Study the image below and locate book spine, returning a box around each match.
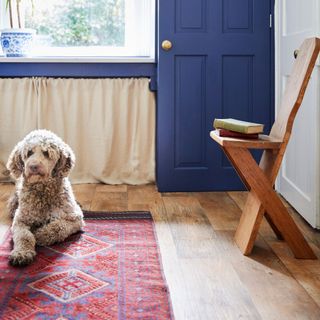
[218,129,258,139]
[213,119,249,133]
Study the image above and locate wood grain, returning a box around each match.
[73,184,97,210]
[193,192,241,231]
[232,236,320,319]
[210,130,282,149]
[90,184,128,211]
[0,183,15,242]
[227,146,316,259]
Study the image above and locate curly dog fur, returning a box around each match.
[7,129,84,266]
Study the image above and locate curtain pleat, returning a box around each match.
[0,78,155,184]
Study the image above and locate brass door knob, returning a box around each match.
[162,40,173,51]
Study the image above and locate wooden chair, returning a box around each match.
[210,37,320,259]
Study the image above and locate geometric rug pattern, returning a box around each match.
[28,269,110,303]
[0,211,174,319]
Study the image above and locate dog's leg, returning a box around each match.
[9,220,36,266]
[34,218,83,246]
[7,191,19,218]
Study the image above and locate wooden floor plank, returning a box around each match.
[90,184,128,211]
[287,207,320,249]
[194,191,241,230]
[269,241,320,309]
[0,183,14,242]
[231,236,320,319]
[127,184,162,210]
[176,258,262,320]
[162,195,217,258]
[73,183,97,210]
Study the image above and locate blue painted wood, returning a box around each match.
[223,0,253,32]
[175,0,207,32]
[174,55,207,168]
[157,0,275,192]
[0,62,156,78]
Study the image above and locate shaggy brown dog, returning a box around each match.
[7,130,84,266]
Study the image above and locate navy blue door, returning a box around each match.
[157,0,274,192]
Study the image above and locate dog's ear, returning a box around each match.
[53,143,75,178]
[6,144,24,179]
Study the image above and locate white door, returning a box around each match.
[275,0,320,228]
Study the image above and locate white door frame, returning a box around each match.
[274,0,320,228]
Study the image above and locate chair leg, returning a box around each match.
[264,212,284,240]
[235,194,284,255]
[229,148,284,245]
[258,149,284,240]
[226,146,316,259]
[234,191,265,255]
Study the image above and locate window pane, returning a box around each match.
[25,0,125,47]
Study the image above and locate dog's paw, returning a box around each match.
[9,250,36,267]
[34,229,57,246]
[35,237,56,247]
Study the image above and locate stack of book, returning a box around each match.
[213,118,264,139]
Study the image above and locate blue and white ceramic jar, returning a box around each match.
[1,29,35,57]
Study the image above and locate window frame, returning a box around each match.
[0,0,156,62]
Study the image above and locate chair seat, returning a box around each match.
[210,130,282,149]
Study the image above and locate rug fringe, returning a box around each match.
[83,210,152,220]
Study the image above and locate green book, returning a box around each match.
[213,118,264,134]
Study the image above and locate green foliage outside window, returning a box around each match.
[25,0,125,47]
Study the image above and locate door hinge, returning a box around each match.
[269,14,272,28]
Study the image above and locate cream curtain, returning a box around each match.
[0,78,155,184]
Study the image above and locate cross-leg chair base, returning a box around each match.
[226,147,316,259]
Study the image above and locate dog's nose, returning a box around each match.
[29,164,39,173]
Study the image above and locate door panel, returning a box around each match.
[175,56,207,168]
[157,0,274,191]
[175,0,207,32]
[276,0,319,228]
[223,0,254,33]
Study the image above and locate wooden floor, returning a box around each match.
[1,183,320,319]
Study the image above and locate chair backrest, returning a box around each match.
[270,37,320,143]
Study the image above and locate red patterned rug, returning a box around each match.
[0,211,174,320]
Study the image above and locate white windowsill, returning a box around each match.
[0,56,155,63]
[0,44,155,63]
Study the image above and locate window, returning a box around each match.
[1,0,155,59]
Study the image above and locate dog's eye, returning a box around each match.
[43,150,50,158]
[27,150,33,158]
